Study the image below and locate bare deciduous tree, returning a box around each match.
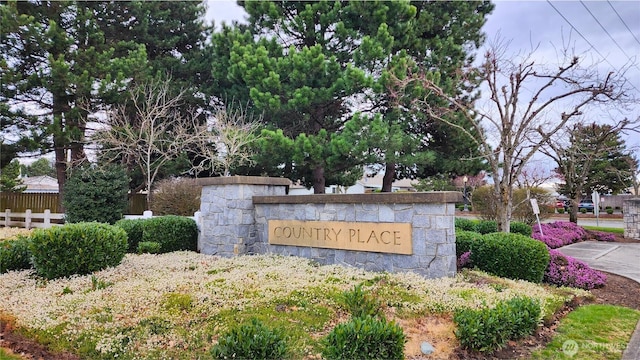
[189,106,263,177]
[399,40,631,232]
[93,78,196,209]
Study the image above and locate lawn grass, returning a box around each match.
[582,226,624,235]
[0,348,22,360]
[531,304,640,360]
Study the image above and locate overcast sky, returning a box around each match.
[204,1,640,158]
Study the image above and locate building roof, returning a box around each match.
[21,175,59,193]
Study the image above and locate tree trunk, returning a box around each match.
[381,163,395,192]
[569,197,579,223]
[54,144,66,213]
[313,165,325,194]
[495,182,512,233]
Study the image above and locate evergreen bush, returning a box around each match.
[115,218,147,252]
[29,223,127,279]
[510,221,532,237]
[63,165,129,224]
[471,232,550,283]
[137,241,162,254]
[474,220,497,234]
[0,235,32,273]
[211,318,289,360]
[455,230,483,257]
[142,216,198,253]
[341,284,381,318]
[321,316,406,360]
[455,217,476,231]
[454,296,540,352]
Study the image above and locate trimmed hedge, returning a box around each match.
[510,221,532,237]
[455,230,484,258]
[137,241,162,254]
[115,218,146,252]
[455,218,476,232]
[0,236,32,273]
[142,216,198,253]
[29,223,128,279]
[470,232,550,283]
[474,220,497,234]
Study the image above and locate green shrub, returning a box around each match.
[211,318,289,360]
[470,232,550,283]
[580,208,587,214]
[115,218,146,252]
[142,216,197,253]
[63,165,129,224]
[321,316,406,360]
[341,284,381,318]
[29,223,128,279]
[510,221,532,237]
[0,236,32,273]
[557,208,565,214]
[606,208,614,215]
[455,217,476,231]
[454,296,541,352]
[137,241,161,254]
[455,230,483,257]
[474,220,497,234]
[150,178,202,216]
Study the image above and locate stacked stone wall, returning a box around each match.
[197,176,461,278]
[623,198,640,240]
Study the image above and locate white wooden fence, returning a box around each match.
[1,209,201,230]
[1,209,65,229]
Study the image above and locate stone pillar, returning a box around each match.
[623,198,640,240]
[197,176,290,257]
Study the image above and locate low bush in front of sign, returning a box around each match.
[470,232,550,283]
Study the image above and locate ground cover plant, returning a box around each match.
[0,252,587,359]
[532,221,587,248]
[545,249,607,290]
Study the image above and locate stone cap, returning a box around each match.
[195,176,291,187]
[254,191,462,204]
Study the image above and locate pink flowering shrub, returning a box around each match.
[457,251,472,269]
[590,231,616,242]
[544,249,606,290]
[532,221,588,249]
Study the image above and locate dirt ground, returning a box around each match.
[2,233,639,360]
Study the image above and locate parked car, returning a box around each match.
[578,199,595,212]
[555,200,564,209]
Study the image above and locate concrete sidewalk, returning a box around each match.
[558,242,640,360]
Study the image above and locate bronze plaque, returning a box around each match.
[268,220,412,255]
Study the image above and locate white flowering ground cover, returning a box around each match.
[0,250,588,359]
